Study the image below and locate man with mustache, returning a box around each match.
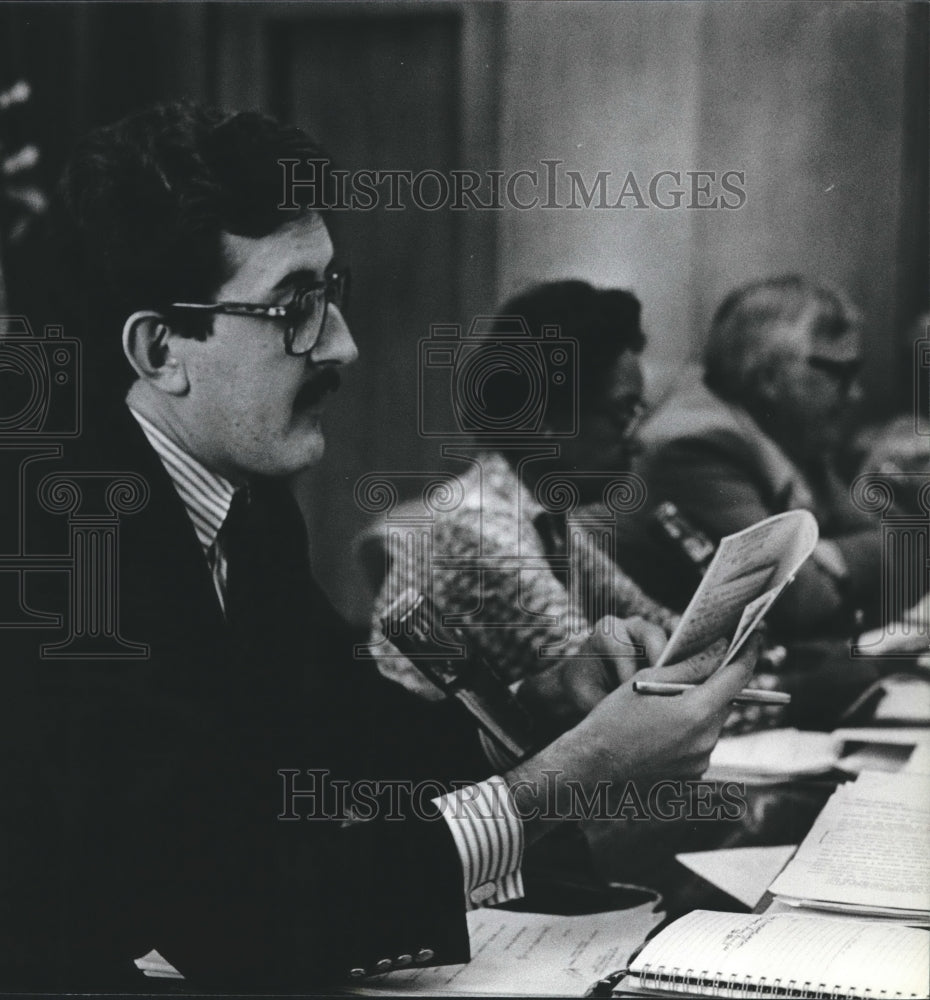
[0,102,757,991]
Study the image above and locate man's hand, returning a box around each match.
[517,615,668,733]
[504,635,760,843]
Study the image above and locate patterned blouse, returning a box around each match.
[368,450,678,697]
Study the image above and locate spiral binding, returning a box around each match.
[627,963,919,998]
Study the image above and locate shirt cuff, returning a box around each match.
[432,776,525,911]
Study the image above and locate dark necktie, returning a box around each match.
[218,485,286,709]
[533,510,569,584]
[220,486,262,632]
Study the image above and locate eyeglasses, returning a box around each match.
[169,267,350,357]
[807,355,861,395]
[589,399,649,440]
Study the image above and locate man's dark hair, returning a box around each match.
[481,279,645,426]
[53,101,332,400]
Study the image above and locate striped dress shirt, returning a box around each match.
[128,406,524,912]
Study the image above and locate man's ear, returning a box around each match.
[122,311,189,395]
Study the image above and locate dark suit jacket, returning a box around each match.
[631,376,884,637]
[0,398,491,992]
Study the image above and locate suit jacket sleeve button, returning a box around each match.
[349,968,366,978]
[415,948,434,963]
[469,881,497,905]
[395,954,413,968]
[375,958,393,973]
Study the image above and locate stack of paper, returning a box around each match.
[768,770,930,925]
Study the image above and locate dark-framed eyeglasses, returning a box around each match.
[169,266,350,357]
[807,355,861,395]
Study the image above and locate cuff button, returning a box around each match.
[469,881,497,905]
[375,958,393,973]
[415,948,434,963]
[395,954,413,968]
[349,968,366,979]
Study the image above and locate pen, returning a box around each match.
[632,680,791,706]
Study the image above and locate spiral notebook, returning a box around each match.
[614,910,930,998]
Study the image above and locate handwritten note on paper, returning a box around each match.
[656,510,819,667]
[350,901,663,996]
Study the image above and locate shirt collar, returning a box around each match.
[128,405,237,553]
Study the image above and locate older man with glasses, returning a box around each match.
[635,274,889,639]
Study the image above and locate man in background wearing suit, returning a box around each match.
[635,275,886,637]
[0,102,757,992]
